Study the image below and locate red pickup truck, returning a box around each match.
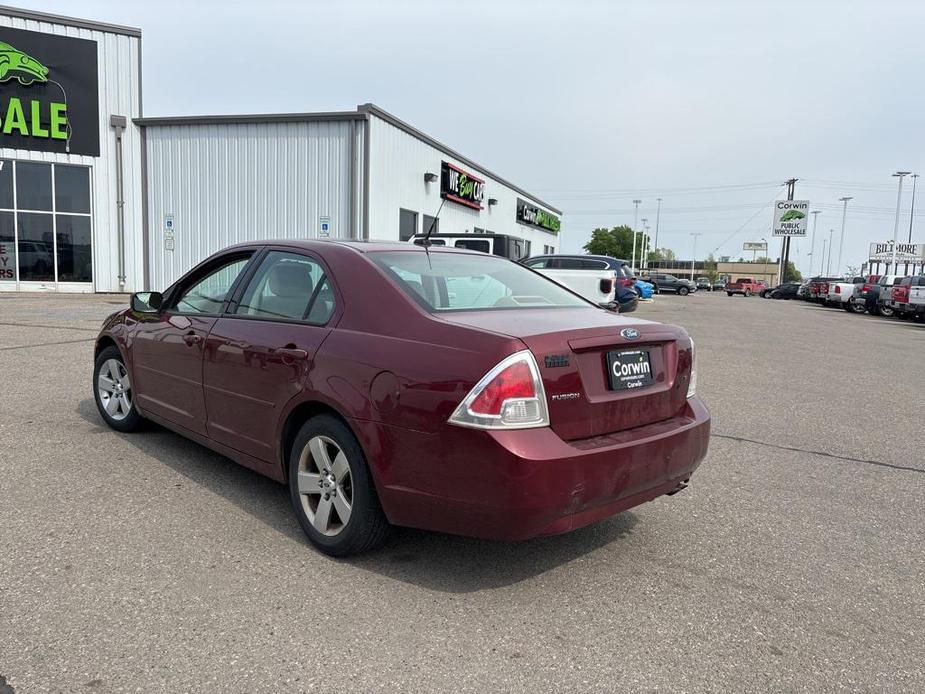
[725,277,763,297]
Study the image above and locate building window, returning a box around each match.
[0,160,93,285]
[399,208,418,241]
[423,214,439,236]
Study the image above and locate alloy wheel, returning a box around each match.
[297,436,353,536]
[97,358,133,421]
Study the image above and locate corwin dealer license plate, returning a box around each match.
[607,348,654,391]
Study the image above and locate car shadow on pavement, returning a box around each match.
[76,398,640,593]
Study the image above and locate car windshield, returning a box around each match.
[370,251,591,311]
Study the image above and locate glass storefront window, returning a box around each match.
[0,212,14,281]
[17,213,55,281]
[55,166,91,214]
[0,161,92,285]
[0,160,13,209]
[56,215,93,282]
[16,162,53,211]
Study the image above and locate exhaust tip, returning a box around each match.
[665,479,690,496]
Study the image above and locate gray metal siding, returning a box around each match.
[144,120,354,290]
[0,14,143,292]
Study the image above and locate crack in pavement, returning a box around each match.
[0,338,95,352]
[712,433,924,474]
[0,321,99,332]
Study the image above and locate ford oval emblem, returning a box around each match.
[621,328,640,340]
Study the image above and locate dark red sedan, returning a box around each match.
[94,241,709,556]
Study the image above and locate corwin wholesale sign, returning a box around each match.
[441,161,484,210]
[772,200,810,237]
[0,26,99,156]
[517,198,560,234]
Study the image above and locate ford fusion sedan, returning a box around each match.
[93,241,710,556]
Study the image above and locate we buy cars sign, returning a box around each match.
[772,200,810,236]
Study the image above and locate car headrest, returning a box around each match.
[267,263,313,298]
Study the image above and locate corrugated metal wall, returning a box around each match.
[143,120,355,290]
[366,114,559,254]
[0,15,143,293]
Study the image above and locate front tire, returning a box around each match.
[744,289,752,297]
[727,292,734,297]
[288,415,390,557]
[678,286,689,296]
[93,345,142,432]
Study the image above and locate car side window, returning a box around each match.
[235,250,335,323]
[174,256,251,314]
[524,258,548,269]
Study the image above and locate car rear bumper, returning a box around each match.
[369,397,711,541]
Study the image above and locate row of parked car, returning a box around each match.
[761,273,925,320]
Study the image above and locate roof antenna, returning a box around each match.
[422,197,447,247]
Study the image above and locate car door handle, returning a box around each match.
[277,347,309,361]
[183,332,202,346]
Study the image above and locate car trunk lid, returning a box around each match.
[437,308,693,440]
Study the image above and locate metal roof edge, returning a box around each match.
[357,103,562,216]
[134,111,366,127]
[0,4,141,37]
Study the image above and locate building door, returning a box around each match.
[399,208,418,241]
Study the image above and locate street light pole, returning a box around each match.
[690,232,701,280]
[653,197,662,259]
[640,217,648,270]
[631,199,642,272]
[891,171,911,273]
[826,229,834,274]
[908,173,919,243]
[809,210,821,276]
[822,238,828,277]
[837,197,852,276]
[761,238,769,285]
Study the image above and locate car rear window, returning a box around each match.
[369,251,591,312]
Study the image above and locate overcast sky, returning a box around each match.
[24,0,925,274]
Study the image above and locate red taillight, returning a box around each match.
[599,278,614,295]
[835,285,841,294]
[449,351,549,429]
[863,284,873,292]
[619,277,635,288]
[469,361,535,415]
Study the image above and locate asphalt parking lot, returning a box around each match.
[1,291,923,693]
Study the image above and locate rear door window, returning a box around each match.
[235,250,335,324]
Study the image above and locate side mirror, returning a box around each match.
[131,291,163,313]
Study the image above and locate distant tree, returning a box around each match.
[845,264,861,278]
[783,261,802,282]
[648,247,676,262]
[754,256,774,264]
[703,253,719,284]
[583,226,650,265]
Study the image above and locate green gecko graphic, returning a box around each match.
[0,41,49,85]
[780,209,805,222]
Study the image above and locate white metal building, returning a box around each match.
[0,6,561,294]
[0,5,143,293]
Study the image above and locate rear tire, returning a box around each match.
[288,415,390,557]
[744,289,752,297]
[678,287,689,296]
[879,305,894,318]
[727,292,734,297]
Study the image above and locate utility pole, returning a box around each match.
[690,232,702,280]
[908,173,919,243]
[837,197,852,277]
[780,178,797,282]
[653,197,662,259]
[640,217,648,270]
[891,171,911,274]
[631,199,642,271]
[821,238,827,277]
[809,210,821,276]
[826,229,834,274]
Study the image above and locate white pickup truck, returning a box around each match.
[910,281,925,320]
[826,276,866,312]
[522,254,638,312]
